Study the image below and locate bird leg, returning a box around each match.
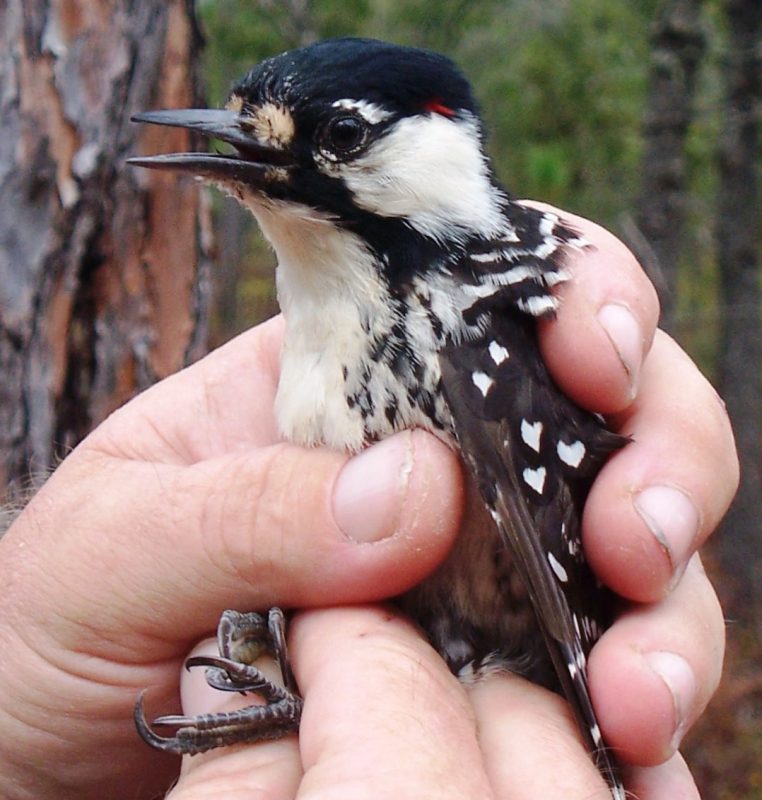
[134,608,302,755]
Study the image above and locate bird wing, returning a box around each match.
[438,285,625,794]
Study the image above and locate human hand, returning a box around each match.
[0,207,735,799]
[537,204,735,796]
[156,208,737,800]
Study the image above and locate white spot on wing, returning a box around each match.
[539,212,559,236]
[547,551,569,583]
[476,265,539,283]
[488,340,509,365]
[543,269,571,287]
[522,465,546,494]
[462,282,500,299]
[472,370,494,397]
[590,722,602,746]
[517,295,558,316]
[469,250,501,264]
[557,439,586,468]
[520,419,543,452]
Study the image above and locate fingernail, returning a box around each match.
[332,432,414,543]
[634,486,700,580]
[645,651,696,750]
[597,303,643,398]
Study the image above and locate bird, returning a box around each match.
[129,37,627,798]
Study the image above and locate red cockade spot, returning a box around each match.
[423,99,456,118]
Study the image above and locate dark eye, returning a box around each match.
[323,114,368,155]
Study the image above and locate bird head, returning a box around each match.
[130,38,507,255]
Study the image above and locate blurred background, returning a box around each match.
[1,1,759,795]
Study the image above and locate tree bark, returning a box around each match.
[0,0,209,499]
[632,0,706,331]
[714,0,762,631]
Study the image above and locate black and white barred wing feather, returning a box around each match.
[439,321,623,791]
[439,211,626,794]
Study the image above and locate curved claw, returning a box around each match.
[185,655,246,692]
[185,654,240,672]
[134,608,300,754]
[152,712,196,726]
[187,653,276,695]
[134,689,303,756]
[133,691,186,753]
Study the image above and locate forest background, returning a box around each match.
[0,1,759,796]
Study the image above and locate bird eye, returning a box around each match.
[322,114,368,156]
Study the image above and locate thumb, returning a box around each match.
[17,430,463,652]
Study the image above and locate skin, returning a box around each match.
[0,209,736,800]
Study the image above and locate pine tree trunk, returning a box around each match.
[0,0,210,499]
[714,0,762,631]
[632,0,705,332]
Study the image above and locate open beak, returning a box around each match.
[128,109,294,185]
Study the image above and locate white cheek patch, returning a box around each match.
[334,114,505,241]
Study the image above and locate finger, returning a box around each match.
[523,202,660,414]
[166,743,299,800]
[165,640,302,800]
[623,753,700,800]
[90,315,287,463]
[291,606,494,800]
[13,430,462,654]
[469,674,611,799]
[589,556,725,766]
[584,331,738,601]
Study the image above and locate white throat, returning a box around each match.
[244,194,397,451]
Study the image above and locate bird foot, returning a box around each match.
[135,608,302,754]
